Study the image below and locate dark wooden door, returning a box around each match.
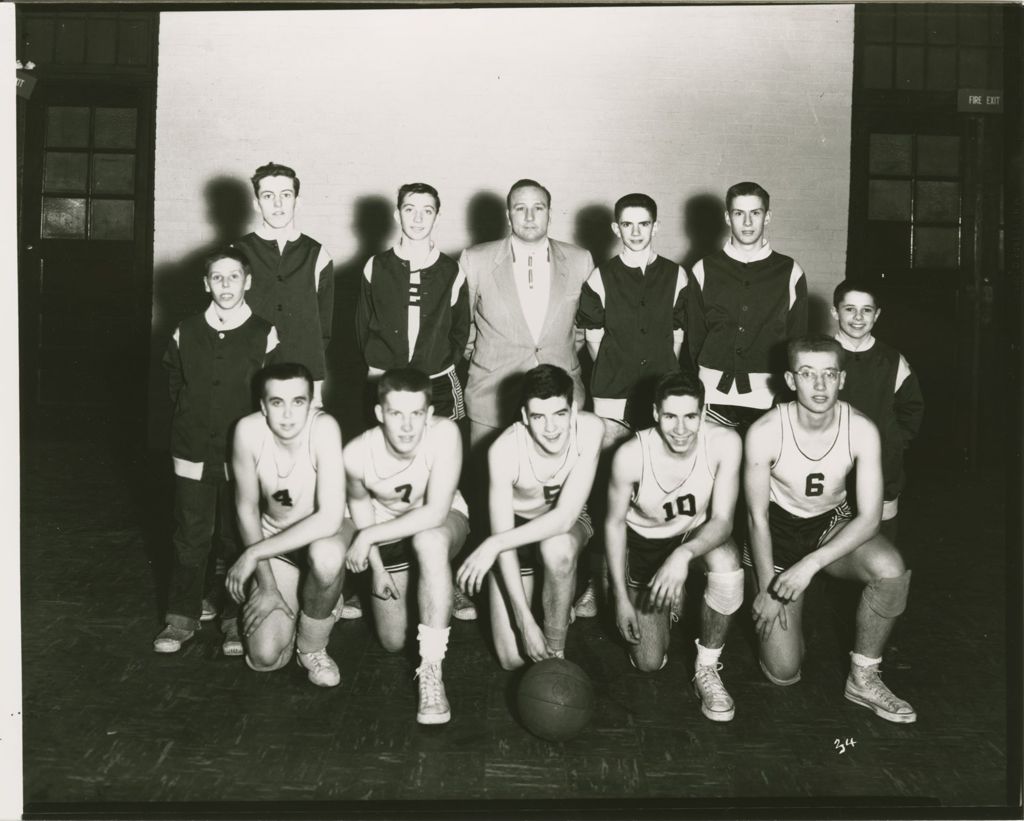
[19,81,154,437]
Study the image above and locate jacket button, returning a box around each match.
[640,359,648,366]
[277,304,283,311]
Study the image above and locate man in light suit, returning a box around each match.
[460,179,595,450]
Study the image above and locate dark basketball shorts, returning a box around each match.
[742,501,853,573]
[513,509,594,577]
[377,537,414,574]
[431,367,466,422]
[625,527,694,589]
[704,404,768,438]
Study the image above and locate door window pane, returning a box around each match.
[43,152,88,193]
[863,45,893,89]
[94,108,137,149]
[869,180,912,221]
[926,7,956,44]
[914,227,959,268]
[866,222,911,270]
[915,182,960,222]
[41,197,87,238]
[926,47,957,91]
[869,134,912,175]
[959,47,989,86]
[46,107,90,148]
[90,200,134,239]
[917,136,960,177]
[895,46,925,89]
[92,154,135,195]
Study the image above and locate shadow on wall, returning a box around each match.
[466,191,508,246]
[573,203,617,266]
[677,192,727,373]
[149,175,254,446]
[323,195,394,441]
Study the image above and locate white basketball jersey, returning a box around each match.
[626,426,715,539]
[257,410,322,537]
[769,401,853,517]
[360,422,467,525]
[511,418,580,521]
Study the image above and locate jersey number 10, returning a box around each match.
[663,494,696,521]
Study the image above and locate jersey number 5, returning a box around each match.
[395,484,413,503]
[805,473,825,497]
[543,485,562,505]
[663,494,696,521]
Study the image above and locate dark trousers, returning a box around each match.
[166,470,240,630]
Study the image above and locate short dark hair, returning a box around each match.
[653,369,705,412]
[256,362,313,399]
[251,162,300,198]
[833,278,882,309]
[786,334,845,371]
[520,364,573,410]
[204,247,251,279]
[506,178,551,211]
[725,181,770,211]
[377,367,432,406]
[398,182,440,211]
[614,193,657,222]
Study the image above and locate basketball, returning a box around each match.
[516,658,595,741]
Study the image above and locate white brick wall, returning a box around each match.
[151,5,854,437]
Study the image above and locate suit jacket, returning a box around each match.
[461,237,594,427]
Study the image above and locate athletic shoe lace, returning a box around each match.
[302,649,334,673]
[854,665,908,711]
[415,663,444,708]
[693,662,731,705]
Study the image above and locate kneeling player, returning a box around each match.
[605,370,743,722]
[457,365,604,668]
[343,368,468,725]
[225,363,347,687]
[744,335,915,723]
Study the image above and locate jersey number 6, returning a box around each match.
[805,473,825,496]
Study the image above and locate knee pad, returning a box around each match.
[704,569,744,616]
[759,658,801,687]
[863,569,911,618]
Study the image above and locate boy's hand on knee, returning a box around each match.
[770,557,817,603]
[372,570,400,601]
[243,586,294,637]
[456,540,498,596]
[615,599,641,645]
[227,550,259,604]
[752,590,788,640]
[648,551,690,612]
[345,533,373,573]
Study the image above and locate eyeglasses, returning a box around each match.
[794,368,841,383]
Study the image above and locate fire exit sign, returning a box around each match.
[957,89,1004,113]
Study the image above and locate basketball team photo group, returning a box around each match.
[155,166,923,735]
[13,4,1019,813]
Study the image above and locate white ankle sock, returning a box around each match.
[695,639,723,668]
[417,624,450,666]
[296,612,335,654]
[850,651,882,669]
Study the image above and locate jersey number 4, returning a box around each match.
[662,494,696,521]
[395,484,413,504]
[272,489,294,508]
[805,473,825,497]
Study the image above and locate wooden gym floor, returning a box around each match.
[18,432,1020,818]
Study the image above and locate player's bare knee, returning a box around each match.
[631,649,667,673]
[704,568,744,616]
[308,539,344,583]
[412,528,450,559]
[246,639,293,672]
[704,539,741,573]
[760,656,802,686]
[540,537,577,580]
[863,568,911,618]
[380,633,406,654]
